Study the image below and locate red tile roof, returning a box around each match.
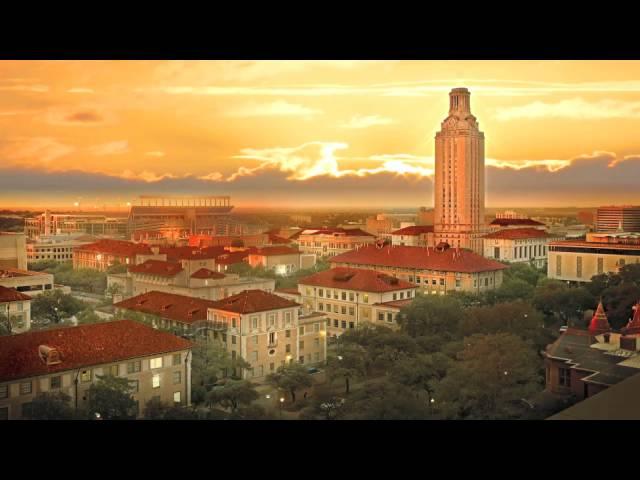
[0,285,32,303]
[215,251,250,265]
[549,240,640,250]
[373,299,413,309]
[275,288,300,295]
[75,239,153,257]
[267,233,292,244]
[129,260,183,277]
[299,267,417,292]
[190,268,226,279]
[208,289,300,314]
[490,218,545,227]
[160,246,220,261]
[330,245,508,273]
[483,228,555,240]
[251,246,300,256]
[391,225,434,236]
[291,227,375,239]
[0,320,192,382]
[114,291,220,324]
[0,268,49,279]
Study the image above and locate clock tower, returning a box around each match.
[433,88,486,254]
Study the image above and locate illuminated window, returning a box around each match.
[150,357,163,369]
[80,370,92,383]
[105,365,119,376]
[173,391,181,405]
[152,374,160,389]
[363,294,369,303]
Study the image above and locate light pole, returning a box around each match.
[279,397,285,419]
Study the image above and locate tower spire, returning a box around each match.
[623,301,640,335]
[589,299,611,335]
[449,87,471,115]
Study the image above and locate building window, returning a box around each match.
[318,303,324,311]
[130,380,139,393]
[314,338,320,347]
[559,368,571,387]
[252,335,258,345]
[105,365,119,377]
[363,294,369,303]
[231,335,237,345]
[314,323,320,332]
[268,314,275,327]
[333,304,338,313]
[150,357,163,369]
[341,306,346,315]
[341,321,347,329]
[286,344,291,353]
[349,322,355,329]
[576,256,583,278]
[20,381,32,395]
[393,293,397,301]
[285,312,291,324]
[556,256,562,276]
[299,326,305,335]
[333,319,339,327]
[349,292,354,301]
[387,313,394,323]
[232,318,237,328]
[173,371,181,384]
[455,279,461,288]
[127,360,141,374]
[172,353,181,366]
[285,329,291,338]
[597,257,604,275]
[299,341,304,350]
[80,370,92,383]
[50,376,62,390]
[0,385,7,399]
[152,374,161,389]
[174,391,181,405]
[378,312,384,322]
[251,316,259,329]
[269,331,276,345]
[318,289,324,297]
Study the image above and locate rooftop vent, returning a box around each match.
[39,345,62,366]
[333,272,355,282]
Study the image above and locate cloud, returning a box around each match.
[67,88,95,94]
[0,84,48,93]
[88,140,129,156]
[198,172,223,181]
[340,115,395,129]
[45,105,115,126]
[145,151,166,157]
[495,98,640,121]
[118,170,178,183]
[226,100,322,118]
[0,137,75,164]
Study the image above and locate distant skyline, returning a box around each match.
[2,60,640,208]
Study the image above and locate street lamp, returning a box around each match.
[94,412,102,420]
[279,397,285,419]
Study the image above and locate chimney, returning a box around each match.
[39,345,62,366]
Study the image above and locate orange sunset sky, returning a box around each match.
[2,60,640,210]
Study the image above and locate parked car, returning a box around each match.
[307,367,320,374]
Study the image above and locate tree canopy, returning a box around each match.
[87,375,137,420]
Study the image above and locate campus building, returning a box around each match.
[547,232,640,283]
[482,228,563,268]
[0,286,32,333]
[24,211,128,240]
[0,320,193,420]
[292,228,375,258]
[247,246,315,274]
[73,239,162,271]
[330,244,507,295]
[206,290,327,380]
[0,233,27,270]
[0,269,57,297]
[391,225,435,247]
[289,267,418,337]
[596,206,640,233]
[26,234,97,264]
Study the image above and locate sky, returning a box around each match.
[1,60,640,210]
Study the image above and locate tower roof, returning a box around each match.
[589,300,612,335]
[623,302,640,335]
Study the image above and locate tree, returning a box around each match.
[0,310,12,336]
[396,294,464,338]
[76,308,101,325]
[106,283,123,299]
[533,279,594,324]
[28,392,75,420]
[435,333,542,419]
[144,398,199,420]
[266,363,313,403]
[206,380,259,412]
[326,343,367,395]
[87,375,137,420]
[391,352,449,405]
[340,380,432,420]
[299,390,347,420]
[490,278,535,304]
[503,262,544,287]
[190,339,250,404]
[106,262,128,274]
[228,404,276,420]
[31,290,87,324]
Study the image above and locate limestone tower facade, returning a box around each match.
[433,87,486,254]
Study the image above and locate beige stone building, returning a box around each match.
[24,211,128,239]
[206,290,327,381]
[0,232,26,270]
[27,234,97,263]
[247,246,314,274]
[548,232,640,283]
[330,244,507,296]
[108,258,275,302]
[0,286,32,333]
[483,228,564,268]
[433,88,487,254]
[282,267,418,337]
[73,239,162,271]
[391,225,435,247]
[0,320,193,420]
[0,269,56,297]
[292,228,375,258]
